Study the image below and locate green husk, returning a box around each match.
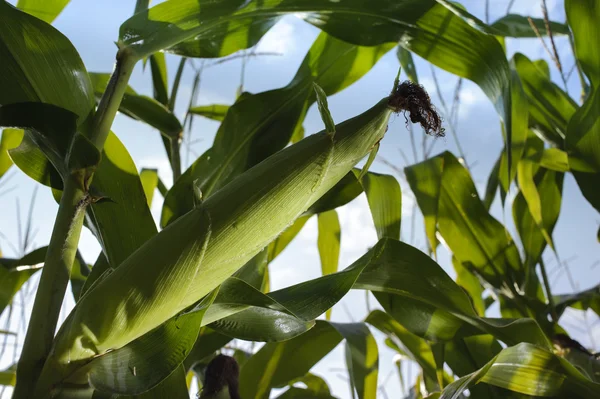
[38,97,393,392]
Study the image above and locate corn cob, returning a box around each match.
[38,95,400,392]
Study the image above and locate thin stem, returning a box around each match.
[169,57,187,112]
[506,0,516,14]
[90,49,138,150]
[15,49,139,397]
[14,179,88,398]
[168,58,186,181]
[170,137,182,182]
[540,0,568,92]
[539,258,558,325]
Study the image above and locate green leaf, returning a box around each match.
[566,0,600,88]
[483,151,501,210]
[490,15,570,38]
[87,290,216,395]
[0,1,94,123]
[90,73,183,138]
[120,364,190,399]
[514,147,564,268]
[566,89,600,212]
[305,169,363,216]
[42,96,394,391]
[498,65,529,194]
[85,132,158,269]
[239,321,343,399]
[338,322,379,399]
[354,240,547,347]
[183,327,232,372]
[513,53,577,147]
[233,248,269,291]
[203,278,315,342]
[139,168,159,208]
[358,171,402,240]
[161,33,392,226]
[118,1,430,59]
[397,47,418,83]
[16,0,70,24]
[0,365,16,387]
[188,104,231,122]
[452,256,485,317]
[367,310,447,386]
[554,284,600,318]
[0,128,23,179]
[440,343,600,398]
[1,102,78,181]
[317,210,340,320]
[406,152,525,292]
[0,246,46,314]
[167,17,278,59]
[149,52,169,105]
[313,83,336,135]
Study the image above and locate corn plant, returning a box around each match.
[0,0,599,398]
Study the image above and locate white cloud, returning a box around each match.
[256,17,297,55]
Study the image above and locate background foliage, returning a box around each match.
[0,0,599,398]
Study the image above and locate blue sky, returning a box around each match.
[1,1,599,398]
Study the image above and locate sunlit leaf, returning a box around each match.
[189,104,230,122]
[317,210,340,320]
[0,1,94,123]
[406,152,525,291]
[490,15,570,38]
[357,170,401,240]
[0,247,45,314]
[139,168,159,208]
[0,129,23,179]
[16,0,70,24]
[440,343,600,398]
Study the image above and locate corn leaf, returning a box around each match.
[554,284,600,318]
[188,104,230,122]
[85,132,158,268]
[16,0,70,24]
[87,291,217,395]
[367,310,447,386]
[317,211,341,290]
[440,343,600,398]
[513,53,577,147]
[396,47,418,84]
[566,0,600,88]
[0,129,23,179]
[406,151,525,292]
[566,89,600,213]
[149,52,169,106]
[239,321,343,399]
[357,171,402,240]
[168,17,278,59]
[0,1,94,123]
[161,33,392,226]
[514,161,564,269]
[339,322,379,399]
[490,15,570,38]
[139,168,159,208]
[0,247,46,314]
